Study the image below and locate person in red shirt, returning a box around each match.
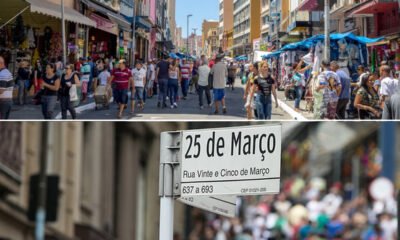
[108,59,133,119]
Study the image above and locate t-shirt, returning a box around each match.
[198,65,211,86]
[147,64,155,81]
[111,68,132,90]
[157,60,170,79]
[169,67,179,79]
[380,77,399,97]
[132,68,146,88]
[211,62,227,89]
[336,69,351,99]
[383,88,400,120]
[43,74,59,96]
[80,63,91,82]
[0,68,14,100]
[98,70,110,86]
[181,64,191,79]
[228,66,237,78]
[254,75,275,96]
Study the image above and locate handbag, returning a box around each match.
[69,84,78,101]
[208,73,214,90]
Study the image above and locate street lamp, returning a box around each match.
[187,14,193,59]
[324,0,330,61]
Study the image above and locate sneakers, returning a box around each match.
[157,102,161,108]
[223,107,227,114]
[200,106,204,110]
[173,103,178,108]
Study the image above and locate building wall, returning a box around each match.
[202,20,219,51]
[250,0,261,42]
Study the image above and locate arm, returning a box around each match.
[382,99,391,120]
[74,74,81,87]
[107,75,114,85]
[354,94,379,116]
[272,80,279,108]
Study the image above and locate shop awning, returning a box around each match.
[107,13,132,32]
[297,0,323,11]
[347,0,399,15]
[0,0,96,28]
[26,0,96,27]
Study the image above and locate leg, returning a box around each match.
[168,82,174,106]
[67,96,77,119]
[60,96,68,119]
[198,86,204,107]
[46,96,57,119]
[205,86,211,105]
[18,80,25,105]
[41,96,49,119]
[131,88,136,113]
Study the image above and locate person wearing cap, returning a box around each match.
[108,59,133,119]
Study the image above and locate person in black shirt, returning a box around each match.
[17,60,31,105]
[251,61,279,120]
[156,56,171,108]
[41,63,60,119]
[60,64,80,119]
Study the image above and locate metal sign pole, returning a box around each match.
[159,132,181,240]
[61,0,67,64]
[324,0,330,61]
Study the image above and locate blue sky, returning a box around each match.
[176,0,219,38]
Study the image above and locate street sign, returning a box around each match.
[180,125,281,197]
[178,195,236,218]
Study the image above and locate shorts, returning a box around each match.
[213,89,225,101]
[114,89,129,105]
[147,79,155,90]
[132,87,144,101]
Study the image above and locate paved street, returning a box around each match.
[9,79,292,120]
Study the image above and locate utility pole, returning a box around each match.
[132,0,137,66]
[193,28,197,56]
[61,0,67,64]
[187,14,193,59]
[324,0,330,61]
[35,123,49,240]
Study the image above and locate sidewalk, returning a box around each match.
[276,90,314,120]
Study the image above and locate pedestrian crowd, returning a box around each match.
[0,52,244,119]
[182,178,398,240]
[277,57,400,120]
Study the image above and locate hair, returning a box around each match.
[253,62,260,72]
[202,59,209,66]
[360,73,377,97]
[357,65,365,71]
[46,63,56,73]
[66,64,74,71]
[380,65,390,75]
[330,61,339,70]
[260,61,269,70]
[321,59,330,68]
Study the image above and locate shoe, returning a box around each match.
[214,110,219,114]
[183,96,187,100]
[173,103,178,108]
[171,105,174,109]
[200,106,204,110]
[223,107,227,114]
[157,102,161,108]
[162,103,168,109]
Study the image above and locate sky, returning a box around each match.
[176,0,219,38]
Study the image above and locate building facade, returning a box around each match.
[201,20,219,55]
[219,0,234,55]
[232,0,261,56]
[0,122,187,240]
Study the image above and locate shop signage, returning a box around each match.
[0,123,22,179]
[344,18,356,32]
[180,125,282,196]
[89,13,116,35]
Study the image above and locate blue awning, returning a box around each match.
[262,51,283,59]
[136,16,152,32]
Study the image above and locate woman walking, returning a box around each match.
[354,73,381,119]
[33,59,43,94]
[41,63,60,119]
[59,64,80,119]
[251,62,279,120]
[168,60,180,108]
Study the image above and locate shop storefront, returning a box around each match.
[0,0,95,74]
[88,13,118,59]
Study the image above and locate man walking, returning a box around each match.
[131,61,147,114]
[331,61,351,119]
[108,59,133,119]
[198,58,212,109]
[156,56,170,108]
[383,85,400,120]
[210,54,228,114]
[180,59,191,99]
[379,65,399,105]
[0,56,14,119]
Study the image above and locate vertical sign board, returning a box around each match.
[178,196,237,218]
[180,125,281,197]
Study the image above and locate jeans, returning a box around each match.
[256,94,272,120]
[60,95,76,119]
[336,98,349,119]
[0,100,12,119]
[198,85,211,107]
[294,86,303,109]
[168,78,179,105]
[41,95,58,119]
[181,79,189,97]
[18,79,29,105]
[158,78,168,105]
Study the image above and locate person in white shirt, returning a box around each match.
[0,56,14,119]
[146,59,156,98]
[131,62,147,114]
[198,59,212,109]
[379,65,399,104]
